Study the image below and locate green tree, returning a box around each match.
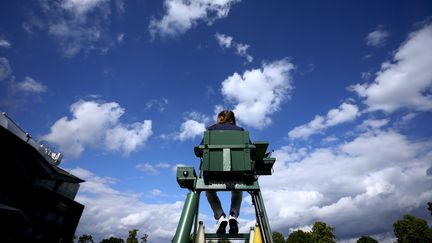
[126,229,139,243]
[286,230,312,243]
[357,235,378,243]
[140,233,148,243]
[393,214,432,243]
[310,221,336,243]
[428,202,432,216]
[78,234,94,243]
[100,237,124,243]
[272,231,285,243]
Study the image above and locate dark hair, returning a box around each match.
[217,110,236,125]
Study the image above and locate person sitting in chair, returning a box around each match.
[205,110,243,234]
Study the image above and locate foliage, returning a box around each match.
[77,234,94,243]
[286,230,312,243]
[357,235,378,243]
[310,221,336,243]
[428,202,432,216]
[140,233,148,243]
[126,229,139,243]
[393,214,432,243]
[272,231,285,243]
[100,237,124,243]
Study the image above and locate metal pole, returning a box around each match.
[172,191,199,243]
[192,191,200,243]
[255,191,273,243]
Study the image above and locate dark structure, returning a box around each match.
[0,112,84,242]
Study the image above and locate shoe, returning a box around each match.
[228,214,238,234]
[216,215,227,234]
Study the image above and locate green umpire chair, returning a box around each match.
[174,130,276,243]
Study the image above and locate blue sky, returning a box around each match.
[1,0,432,242]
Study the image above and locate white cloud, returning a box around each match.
[215,33,253,63]
[352,24,432,112]
[104,120,153,155]
[176,120,206,141]
[0,39,11,48]
[145,98,169,112]
[117,33,125,43]
[25,0,124,57]
[235,43,253,63]
[60,0,110,15]
[259,129,432,239]
[135,163,158,175]
[69,167,183,242]
[322,135,338,143]
[42,100,152,158]
[288,102,359,139]
[366,25,390,47]
[15,76,47,93]
[221,59,294,129]
[0,57,12,81]
[356,118,389,131]
[215,32,232,48]
[399,112,417,126]
[156,162,171,169]
[149,0,240,38]
[174,112,209,141]
[149,188,163,197]
[136,162,172,175]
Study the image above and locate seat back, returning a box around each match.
[197,131,255,184]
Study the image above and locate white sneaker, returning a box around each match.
[216,215,228,234]
[228,214,238,234]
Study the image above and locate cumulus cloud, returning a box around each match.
[259,129,432,239]
[70,167,183,242]
[288,102,359,139]
[366,25,390,47]
[0,39,11,48]
[221,59,294,129]
[149,0,240,38]
[215,33,253,63]
[0,57,12,81]
[352,24,432,112]
[175,112,209,141]
[215,32,232,48]
[104,121,153,154]
[42,100,152,158]
[24,0,124,57]
[14,76,47,93]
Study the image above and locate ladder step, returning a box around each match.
[205,233,250,240]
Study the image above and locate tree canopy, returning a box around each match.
[126,229,139,243]
[286,230,312,243]
[393,214,432,243]
[311,221,336,243]
[272,231,285,243]
[77,234,94,243]
[100,237,124,243]
[357,235,378,243]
